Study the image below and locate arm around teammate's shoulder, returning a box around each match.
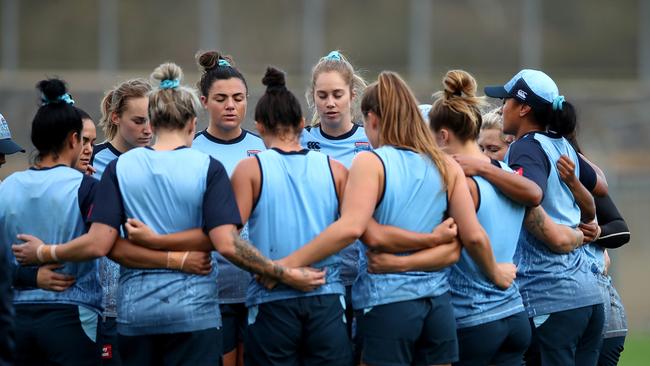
[453,154,542,207]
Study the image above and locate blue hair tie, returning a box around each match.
[160,79,180,90]
[59,93,75,105]
[41,93,75,106]
[552,95,565,111]
[324,50,342,61]
[218,59,231,67]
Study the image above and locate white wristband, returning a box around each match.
[180,251,190,271]
[51,245,59,262]
[36,245,45,263]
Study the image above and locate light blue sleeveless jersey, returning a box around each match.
[353,146,448,310]
[0,166,101,313]
[113,147,220,335]
[246,148,344,306]
[301,124,371,286]
[449,161,526,328]
[192,129,265,304]
[506,133,602,317]
[90,142,122,318]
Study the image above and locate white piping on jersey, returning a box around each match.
[597,231,631,240]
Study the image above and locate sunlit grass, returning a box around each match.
[619,334,650,366]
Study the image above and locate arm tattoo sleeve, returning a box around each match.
[229,229,285,280]
[527,207,547,239]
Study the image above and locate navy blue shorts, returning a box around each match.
[525,303,605,366]
[244,294,352,366]
[598,336,626,366]
[455,311,531,366]
[220,302,246,354]
[15,304,99,366]
[344,285,354,338]
[98,316,122,365]
[357,292,458,366]
[118,327,221,366]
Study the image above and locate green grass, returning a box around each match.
[619,334,650,366]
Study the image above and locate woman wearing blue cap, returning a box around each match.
[0,113,25,170]
[267,71,518,366]
[481,69,608,365]
[428,69,534,366]
[0,112,25,366]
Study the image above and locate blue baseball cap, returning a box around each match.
[0,113,25,154]
[484,69,559,109]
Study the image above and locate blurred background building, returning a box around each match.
[1,0,649,360]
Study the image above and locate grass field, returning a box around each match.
[619,334,650,365]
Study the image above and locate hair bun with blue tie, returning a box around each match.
[160,79,180,90]
[323,50,342,62]
[37,78,75,106]
[552,95,565,111]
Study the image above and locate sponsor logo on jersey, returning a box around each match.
[307,141,321,151]
[354,141,371,154]
[247,150,261,156]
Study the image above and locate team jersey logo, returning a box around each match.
[306,141,321,151]
[514,167,523,176]
[354,141,371,154]
[247,150,261,156]
[517,89,528,100]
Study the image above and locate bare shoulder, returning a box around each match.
[232,156,261,182]
[328,158,348,180]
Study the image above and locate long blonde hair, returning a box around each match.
[99,79,151,140]
[306,50,367,126]
[361,71,449,188]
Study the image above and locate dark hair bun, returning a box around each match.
[37,78,67,102]
[197,51,219,71]
[197,50,235,72]
[262,67,286,91]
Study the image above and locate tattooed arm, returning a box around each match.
[525,206,584,254]
[208,224,325,292]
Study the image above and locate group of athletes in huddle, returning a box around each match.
[0,49,631,366]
